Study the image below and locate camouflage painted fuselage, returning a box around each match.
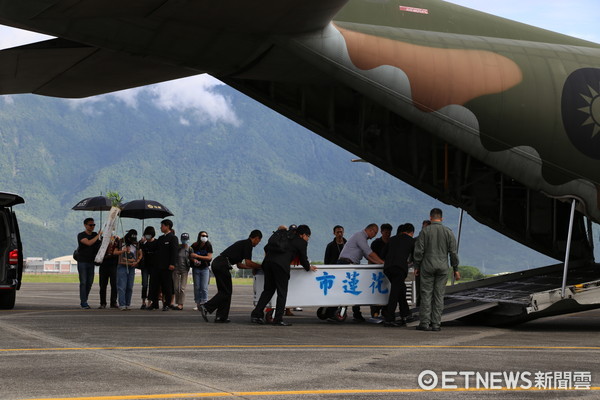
[323,1,600,219]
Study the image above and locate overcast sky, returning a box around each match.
[0,1,598,124]
[447,0,600,43]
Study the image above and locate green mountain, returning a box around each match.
[0,84,560,273]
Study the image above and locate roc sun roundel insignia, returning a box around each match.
[562,68,600,160]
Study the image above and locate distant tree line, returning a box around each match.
[455,265,486,281]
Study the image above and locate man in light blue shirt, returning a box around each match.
[338,223,384,321]
[338,224,384,265]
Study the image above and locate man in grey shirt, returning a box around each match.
[338,223,385,321]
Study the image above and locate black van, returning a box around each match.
[0,192,24,309]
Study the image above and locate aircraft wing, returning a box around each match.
[0,0,349,97]
[0,38,198,97]
[0,0,599,261]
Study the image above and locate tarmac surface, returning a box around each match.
[1,282,600,400]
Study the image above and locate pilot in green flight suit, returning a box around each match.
[413,208,460,331]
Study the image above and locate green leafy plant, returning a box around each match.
[106,191,123,208]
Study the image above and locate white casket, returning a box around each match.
[253,264,415,307]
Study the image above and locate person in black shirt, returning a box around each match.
[370,223,392,317]
[147,219,179,311]
[323,225,346,265]
[251,225,317,326]
[76,217,102,309]
[138,226,157,310]
[199,230,262,323]
[98,233,120,309]
[370,223,392,260]
[381,223,415,327]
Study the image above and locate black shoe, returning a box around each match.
[383,321,401,327]
[147,306,156,311]
[431,326,441,331]
[272,321,292,326]
[353,314,366,323]
[214,318,231,323]
[169,304,178,310]
[199,305,208,322]
[403,315,418,323]
[416,324,432,331]
[110,304,119,309]
[162,306,169,311]
[140,304,147,310]
[251,317,265,324]
[98,305,106,309]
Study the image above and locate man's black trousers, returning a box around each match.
[384,267,410,322]
[98,263,117,307]
[204,256,232,319]
[251,261,289,322]
[149,269,173,308]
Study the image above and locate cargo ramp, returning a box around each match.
[410,261,600,326]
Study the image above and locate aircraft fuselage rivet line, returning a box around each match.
[16,387,600,400]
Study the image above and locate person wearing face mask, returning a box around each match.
[138,226,157,309]
[114,229,142,310]
[190,231,213,310]
[172,233,193,310]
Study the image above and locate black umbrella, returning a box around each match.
[119,199,173,220]
[72,196,113,211]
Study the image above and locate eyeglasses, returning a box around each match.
[200,235,208,238]
[87,224,96,227]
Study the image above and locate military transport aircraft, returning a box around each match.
[0,0,599,323]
